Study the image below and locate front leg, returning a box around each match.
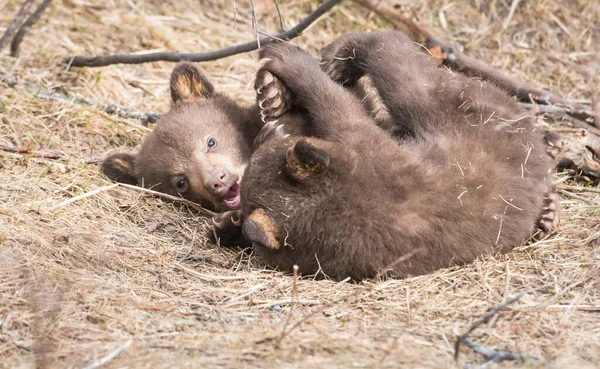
[207,210,252,249]
[257,43,373,141]
[254,70,294,122]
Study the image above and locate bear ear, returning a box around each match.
[101,152,138,185]
[170,62,215,105]
[286,138,330,181]
[243,209,281,250]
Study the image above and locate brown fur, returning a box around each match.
[101,62,388,212]
[220,32,554,281]
[101,62,308,211]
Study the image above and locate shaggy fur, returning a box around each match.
[214,32,555,281]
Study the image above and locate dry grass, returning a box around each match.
[1,0,599,368]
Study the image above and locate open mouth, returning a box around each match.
[222,182,241,209]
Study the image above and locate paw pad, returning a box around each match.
[255,70,293,122]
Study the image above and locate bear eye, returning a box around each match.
[174,177,189,193]
[207,138,217,149]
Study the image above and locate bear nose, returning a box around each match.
[210,170,229,192]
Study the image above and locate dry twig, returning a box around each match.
[3,77,160,123]
[454,293,524,360]
[277,265,299,346]
[521,103,600,136]
[250,0,261,48]
[558,190,595,205]
[273,0,286,32]
[82,339,133,369]
[48,183,119,212]
[117,183,216,217]
[65,0,342,67]
[10,0,53,57]
[0,0,37,53]
[560,185,600,194]
[0,143,68,160]
[462,337,537,368]
[456,293,539,367]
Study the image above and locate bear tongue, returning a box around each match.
[222,183,241,209]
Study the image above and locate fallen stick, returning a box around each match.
[0,143,68,160]
[522,103,600,136]
[463,337,537,368]
[65,0,342,67]
[82,339,133,369]
[117,183,216,217]
[454,293,524,360]
[10,0,53,57]
[560,185,600,194]
[352,0,596,127]
[558,189,595,205]
[220,298,321,310]
[21,80,160,123]
[1,76,160,124]
[0,0,36,53]
[48,183,119,212]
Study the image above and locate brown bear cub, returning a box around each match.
[101,62,306,211]
[213,32,557,281]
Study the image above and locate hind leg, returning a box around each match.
[321,32,525,137]
[321,32,442,138]
[533,192,560,240]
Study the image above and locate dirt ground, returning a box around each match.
[1,0,599,368]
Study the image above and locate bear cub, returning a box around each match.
[213,32,557,281]
[101,62,306,211]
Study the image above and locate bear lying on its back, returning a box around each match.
[213,32,556,281]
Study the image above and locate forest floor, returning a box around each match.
[1,0,598,368]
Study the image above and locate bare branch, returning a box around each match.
[117,183,217,218]
[233,0,238,28]
[463,337,537,368]
[10,0,53,58]
[250,0,261,48]
[0,0,37,53]
[521,103,600,136]
[273,0,286,32]
[2,75,159,124]
[0,143,68,160]
[454,293,524,360]
[65,0,342,68]
[82,339,133,369]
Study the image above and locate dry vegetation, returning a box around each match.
[1,0,599,368]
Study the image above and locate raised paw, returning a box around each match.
[255,69,293,122]
[208,210,252,248]
[256,43,323,107]
[533,192,560,240]
[320,33,368,88]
